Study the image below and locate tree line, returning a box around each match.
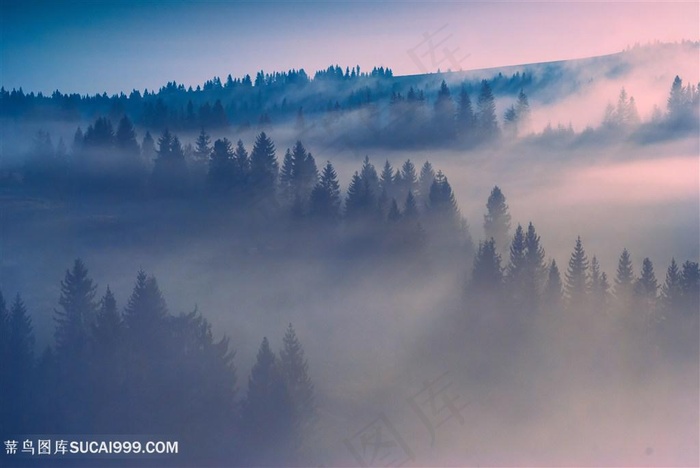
[0,260,315,465]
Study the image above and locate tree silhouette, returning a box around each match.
[484,186,511,254]
[249,132,279,205]
[565,236,589,307]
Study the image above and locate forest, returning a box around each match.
[1,42,699,466]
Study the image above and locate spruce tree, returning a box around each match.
[309,162,341,223]
[279,324,315,455]
[614,248,635,308]
[242,337,294,464]
[660,258,683,313]
[115,115,140,157]
[417,161,435,206]
[565,236,589,307]
[54,259,98,360]
[483,186,511,254]
[476,80,499,140]
[470,238,503,292]
[457,85,475,140]
[249,132,278,203]
[543,260,563,311]
[680,261,699,316]
[208,138,235,194]
[7,294,35,432]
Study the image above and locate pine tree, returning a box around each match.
[403,191,418,219]
[457,85,475,140]
[660,258,683,313]
[565,236,589,307]
[249,132,278,203]
[523,222,547,295]
[151,129,189,193]
[208,138,235,193]
[614,248,635,308]
[379,160,395,200]
[194,129,212,167]
[242,337,294,463]
[279,149,295,204]
[290,141,318,214]
[483,186,511,254]
[232,139,250,194]
[680,261,699,316]
[399,159,418,197]
[428,170,460,224]
[434,80,456,139]
[309,162,341,223]
[506,224,527,284]
[476,80,499,140]
[589,256,610,313]
[515,89,531,134]
[635,258,658,302]
[542,260,563,311]
[279,324,315,455]
[7,294,35,432]
[470,238,503,292]
[115,115,140,157]
[54,259,98,360]
[417,161,435,206]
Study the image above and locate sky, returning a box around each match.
[1,1,698,95]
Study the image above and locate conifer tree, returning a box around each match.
[614,248,635,307]
[249,132,278,203]
[7,294,35,432]
[543,260,563,311]
[476,80,499,139]
[309,162,341,223]
[565,236,589,306]
[208,138,235,193]
[115,115,140,157]
[660,258,683,313]
[242,337,294,464]
[457,85,476,140]
[483,186,511,253]
[279,324,315,455]
[417,161,435,206]
[470,238,502,292]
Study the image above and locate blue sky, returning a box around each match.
[1,1,698,95]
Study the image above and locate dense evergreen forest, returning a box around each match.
[1,46,699,466]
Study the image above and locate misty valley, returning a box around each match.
[1,42,699,466]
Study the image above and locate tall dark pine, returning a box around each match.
[115,115,140,158]
[289,141,318,215]
[542,260,563,311]
[457,85,476,140]
[232,139,251,196]
[309,162,341,223]
[680,261,700,316]
[208,138,235,194]
[417,161,435,207]
[279,324,315,457]
[635,258,658,307]
[589,256,610,313]
[469,238,503,292]
[242,337,294,464]
[433,80,456,139]
[54,259,98,360]
[483,186,511,254]
[7,294,35,432]
[614,248,635,310]
[476,80,499,140]
[565,236,589,307]
[151,129,189,193]
[660,258,683,313]
[249,132,279,204]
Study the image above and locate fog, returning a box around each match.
[1,42,698,467]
